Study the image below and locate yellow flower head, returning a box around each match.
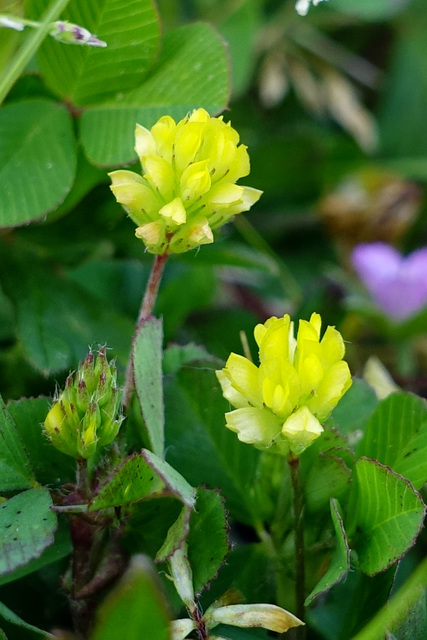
[44,348,123,459]
[109,108,262,254]
[216,313,352,456]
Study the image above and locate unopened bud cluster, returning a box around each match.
[44,348,123,459]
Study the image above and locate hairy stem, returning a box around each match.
[123,253,168,410]
[0,0,72,104]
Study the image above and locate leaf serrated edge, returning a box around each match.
[354,457,426,576]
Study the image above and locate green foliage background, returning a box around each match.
[1,1,427,639]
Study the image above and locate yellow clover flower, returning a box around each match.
[109,108,262,254]
[216,313,352,456]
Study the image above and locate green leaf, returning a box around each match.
[89,449,196,511]
[32,0,161,105]
[0,524,71,588]
[350,458,425,576]
[307,566,396,640]
[163,342,219,375]
[1,255,133,374]
[305,499,350,606]
[80,22,230,166]
[328,378,378,440]
[48,147,107,221]
[304,454,351,513]
[0,601,51,639]
[0,99,76,227]
[0,395,35,491]
[187,487,229,595]
[124,497,183,559]
[219,0,260,98]
[391,588,427,640]
[133,317,164,458]
[211,626,269,639]
[349,555,427,640]
[158,263,216,341]
[0,488,57,577]
[155,505,192,563]
[357,393,427,489]
[164,366,262,524]
[7,397,76,487]
[332,0,410,20]
[379,28,427,156]
[90,555,170,640]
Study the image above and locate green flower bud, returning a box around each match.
[44,348,123,459]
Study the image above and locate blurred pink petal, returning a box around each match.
[352,242,427,322]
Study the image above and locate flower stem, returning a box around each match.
[289,454,306,639]
[0,0,71,104]
[123,253,168,410]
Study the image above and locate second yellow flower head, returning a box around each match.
[216,313,352,456]
[109,108,262,254]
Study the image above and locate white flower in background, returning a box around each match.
[295,0,328,16]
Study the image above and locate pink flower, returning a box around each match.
[352,242,427,322]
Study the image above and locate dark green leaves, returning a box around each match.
[0,600,51,639]
[133,317,164,458]
[0,99,76,227]
[305,499,350,605]
[350,458,425,576]
[0,395,35,491]
[89,449,196,511]
[90,556,170,640]
[164,364,262,524]
[187,487,229,595]
[7,396,76,487]
[358,393,427,489]
[80,23,231,166]
[33,0,161,105]
[2,255,133,375]
[0,488,57,577]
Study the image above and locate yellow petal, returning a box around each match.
[222,353,262,407]
[174,122,204,171]
[282,406,323,456]
[306,361,352,421]
[298,353,323,399]
[141,155,175,201]
[135,220,167,254]
[225,407,281,448]
[170,217,214,253]
[151,115,176,162]
[109,180,160,225]
[205,183,244,205]
[187,108,210,123]
[135,123,156,158]
[216,370,251,409]
[319,326,346,367]
[159,197,187,224]
[180,160,211,201]
[258,315,293,364]
[226,144,251,182]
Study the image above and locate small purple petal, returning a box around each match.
[352,242,427,322]
[72,26,85,41]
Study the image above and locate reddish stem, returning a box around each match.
[123,253,168,410]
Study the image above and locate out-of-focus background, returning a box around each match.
[1,0,427,399]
